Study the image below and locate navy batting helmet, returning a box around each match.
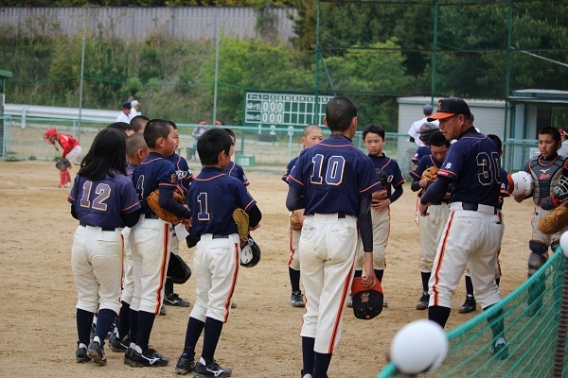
[351,277,384,320]
[418,122,439,143]
[240,237,261,267]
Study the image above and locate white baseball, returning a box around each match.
[560,231,568,258]
[390,319,448,375]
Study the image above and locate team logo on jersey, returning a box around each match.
[539,168,551,180]
[176,169,190,180]
[444,163,452,170]
[411,164,418,172]
[170,173,177,184]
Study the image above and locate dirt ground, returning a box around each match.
[0,161,535,378]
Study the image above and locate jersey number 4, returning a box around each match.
[477,151,502,186]
[310,154,346,186]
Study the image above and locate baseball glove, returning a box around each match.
[55,157,70,171]
[421,166,439,182]
[538,205,568,234]
[232,208,250,242]
[290,211,303,231]
[146,187,186,224]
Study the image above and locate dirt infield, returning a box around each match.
[0,161,534,377]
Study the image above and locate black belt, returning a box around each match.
[213,234,228,239]
[338,212,346,218]
[80,223,115,232]
[145,213,160,219]
[461,202,497,215]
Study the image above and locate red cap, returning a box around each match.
[43,127,57,139]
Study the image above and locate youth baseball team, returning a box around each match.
[50,96,568,378]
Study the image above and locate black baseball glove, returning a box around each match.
[55,157,70,170]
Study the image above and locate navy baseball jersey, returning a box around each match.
[225,161,249,187]
[132,152,188,218]
[127,162,137,176]
[524,155,568,205]
[368,154,405,199]
[412,146,432,163]
[68,173,141,229]
[282,156,298,182]
[286,134,382,216]
[437,129,501,207]
[188,167,256,237]
[166,152,194,193]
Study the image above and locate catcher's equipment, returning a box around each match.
[552,175,568,206]
[421,166,439,182]
[240,236,261,267]
[43,127,57,140]
[351,277,383,320]
[55,157,70,171]
[538,204,568,234]
[186,227,199,248]
[290,211,303,231]
[166,253,192,284]
[507,171,533,197]
[146,187,186,224]
[232,208,250,241]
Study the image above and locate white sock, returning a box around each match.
[78,343,87,349]
[134,344,142,353]
[129,342,136,349]
[199,357,207,366]
[93,336,101,344]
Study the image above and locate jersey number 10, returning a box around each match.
[310,154,346,186]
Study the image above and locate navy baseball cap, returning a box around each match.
[122,101,132,109]
[427,97,471,121]
[351,277,384,320]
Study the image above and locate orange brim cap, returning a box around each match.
[427,112,455,121]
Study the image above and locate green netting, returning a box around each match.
[378,246,568,378]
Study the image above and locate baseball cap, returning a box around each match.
[131,100,140,107]
[423,104,434,116]
[427,97,472,121]
[122,101,132,109]
[351,277,384,320]
[43,127,58,139]
[418,122,439,142]
[559,127,568,137]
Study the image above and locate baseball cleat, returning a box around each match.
[346,294,353,308]
[76,343,91,363]
[159,305,167,316]
[87,340,107,366]
[490,337,508,360]
[175,355,196,375]
[110,333,129,353]
[290,291,305,308]
[193,360,232,377]
[458,297,477,314]
[126,348,169,367]
[164,293,190,307]
[416,292,429,311]
[230,301,237,309]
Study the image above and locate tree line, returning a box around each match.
[1,0,567,130]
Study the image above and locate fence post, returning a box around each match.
[553,253,568,377]
[287,126,294,162]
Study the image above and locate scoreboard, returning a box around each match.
[243,91,334,127]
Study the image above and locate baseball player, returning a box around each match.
[131,115,150,134]
[281,124,324,308]
[107,121,134,136]
[125,119,192,367]
[43,127,82,188]
[164,122,194,309]
[110,133,149,353]
[68,128,141,366]
[408,104,439,147]
[409,130,450,311]
[411,122,438,164]
[352,124,405,308]
[459,134,510,315]
[418,97,508,359]
[286,97,381,378]
[174,128,261,377]
[513,126,568,316]
[117,101,132,123]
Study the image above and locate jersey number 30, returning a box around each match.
[310,154,345,186]
[477,151,502,186]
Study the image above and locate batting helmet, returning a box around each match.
[44,127,58,140]
[418,122,439,143]
[351,277,384,320]
[240,237,261,267]
[166,252,192,284]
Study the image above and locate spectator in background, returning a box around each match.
[116,101,132,123]
[188,120,209,161]
[131,100,142,118]
[559,127,568,157]
[408,104,439,147]
[131,115,150,134]
[214,119,225,126]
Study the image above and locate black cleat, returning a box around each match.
[164,293,190,307]
[416,292,430,311]
[193,361,232,377]
[458,297,477,314]
[291,291,305,308]
[110,333,129,352]
[76,343,91,363]
[126,348,169,367]
[87,340,107,366]
[175,355,196,375]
